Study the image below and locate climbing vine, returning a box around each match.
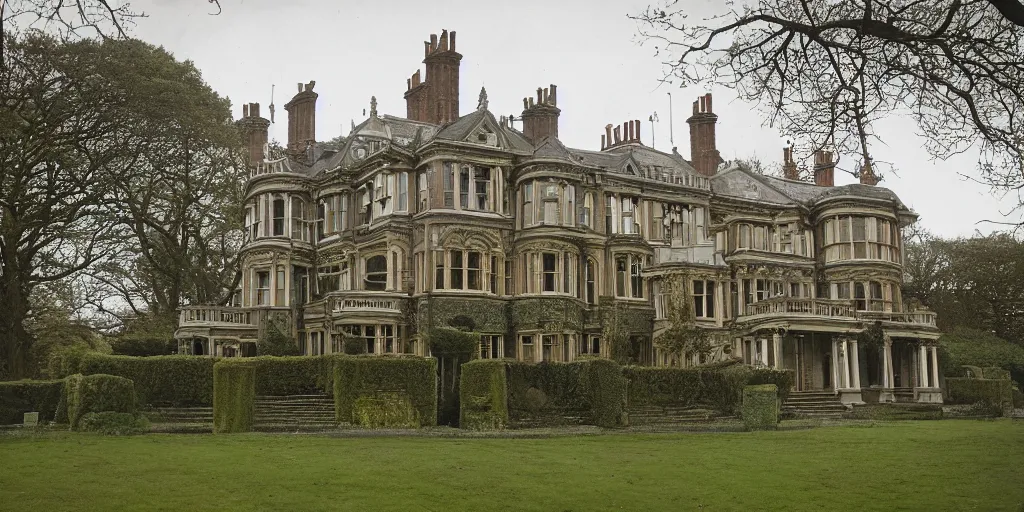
[653,273,713,366]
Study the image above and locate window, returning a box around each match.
[542,184,558,225]
[450,251,464,289]
[272,197,285,236]
[563,185,575,226]
[467,252,481,290]
[475,167,491,210]
[459,165,471,209]
[542,334,557,362]
[480,335,503,359]
[621,197,636,234]
[337,194,348,232]
[245,205,258,241]
[520,335,535,362]
[693,280,715,318]
[854,282,867,310]
[418,171,429,211]
[753,225,767,250]
[490,256,498,293]
[291,198,306,241]
[585,259,596,304]
[317,262,349,295]
[504,260,513,296]
[434,250,445,289]
[822,215,900,263]
[275,268,286,305]
[364,255,387,291]
[358,190,371,225]
[581,335,601,356]
[580,192,593,228]
[443,163,455,208]
[630,257,644,298]
[317,200,327,240]
[837,282,851,300]
[738,224,751,249]
[344,325,377,354]
[615,254,645,298]
[542,253,557,292]
[606,195,615,234]
[397,172,408,212]
[652,204,665,241]
[522,182,534,226]
[256,271,270,305]
[616,256,627,297]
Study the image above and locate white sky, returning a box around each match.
[124,0,1020,238]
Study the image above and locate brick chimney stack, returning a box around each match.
[813,150,835,187]
[236,102,270,167]
[521,84,560,142]
[859,159,880,185]
[404,29,461,125]
[782,146,799,180]
[284,81,317,159]
[686,93,721,176]
[600,119,643,150]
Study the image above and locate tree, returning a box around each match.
[633,1,1024,201]
[0,33,131,379]
[653,274,713,366]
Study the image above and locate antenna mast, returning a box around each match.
[269,84,276,124]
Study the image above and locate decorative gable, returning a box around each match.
[712,168,793,204]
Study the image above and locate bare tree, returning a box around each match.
[633,0,1023,204]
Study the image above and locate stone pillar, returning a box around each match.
[772,333,783,369]
[930,346,940,389]
[883,339,894,388]
[831,339,840,391]
[760,338,769,366]
[850,340,861,389]
[919,345,929,388]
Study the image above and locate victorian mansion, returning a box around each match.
[175,29,942,404]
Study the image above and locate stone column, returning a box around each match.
[918,345,929,388]
[831,339,840,391]
[850,340,861,389]
[841,340,851,389]
[883,338,894,388]
[772,333,783,369]
[930,346,940,389]
[760,338,769,366]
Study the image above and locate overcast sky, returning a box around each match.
[123,0,1019,238]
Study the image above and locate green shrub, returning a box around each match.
[842,403,944,421]
[579,358,627,428]
[505,359,626,428]
[352,392,418,428]
[334,356,437,427]
[0,379,63,425]
[54,374,82,424]
[742,384,779,431]
[342,334,367,355]
[622,365,792,416]
[78,411,150,435]
[747,368,795,401]
[213,360,256,433]
[257,322,300,356]
[47,345,91,379]
[982,367,1011,381]
[67,374,138,430]
[109,335,175,357]
[946,377,1012,415]
[1012,387,1024,408]
[940,327,1024,388]
[960,365,985,378]
[250,355,336,396]
[78,353,215,407]
[459,359,509,430]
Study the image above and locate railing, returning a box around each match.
[329,292,403,313]
[249,158,293,178]
[178,306,256,327]
[742,297,937,327]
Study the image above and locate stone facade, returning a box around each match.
[175,29,942,403]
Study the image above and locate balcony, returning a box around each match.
[328,292,404,314]
[740,297,937,328]
[249,157,297,179]
[178,306,257,327]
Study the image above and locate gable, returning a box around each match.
[712,168,794,204]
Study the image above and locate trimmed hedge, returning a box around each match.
[946,377,1012,414]
[78,411,150,435]
[0,379,63,425]
[460,359,509,430]
[66,374,138,430]
[982,367,1011,381]
[250,355,336,396]
[213,361,256,433]
[843,403,944,421]
[742,384,779,431]
[623,365,794,415]
[334,356,437,427]
[78,354,215,407]
[352,392,418,428]
[506,359,627,428]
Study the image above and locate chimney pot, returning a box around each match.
[614,126,622,143]
[450,31,456,51]
[605,124,613,147]
[635,120,641,141]
[523,98,529,110]
[424,41,431,58]
[692,100,699,115]
[550,84,557,106]
[440,29,449,51]
[430,34,438,52]
[243,104,249,118]
[297,83,302,93]
[407,78,411,90]
[704,93,713,113]
[529,97,535,108]
[253,103,260,118]
[601,134,606,150]
[536,87,543,104]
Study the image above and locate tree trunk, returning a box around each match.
[0,278,34,380]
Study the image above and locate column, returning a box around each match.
[919,345,929,388]
[883,339,894,388]
[930,346,940,389]
[831,339,840,390]
[841,340,851,389]
[850,340,861,389]
[773,333,783,369]
[760,338,769,366]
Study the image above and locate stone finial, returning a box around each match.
[477,86,488,111]
[370,96,378,118]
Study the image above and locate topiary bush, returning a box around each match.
[78,353,216,407]
[78,411,150,435]
[333,356,437,427]
[213,360,256,433]
[250,355,337,396]
[66,374,138,430]
[352,392,418,428]
[459,359,508,430]
[742,384,779,431]
[257,321,300,356]
[579,358,627,428]
[0,379,64,425]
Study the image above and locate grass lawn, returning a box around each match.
[1,420,1022,512]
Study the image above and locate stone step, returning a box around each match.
[255,399,334,405]
[256,395,332,401]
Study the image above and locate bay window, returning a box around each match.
[522,182,534,226]
[272,196,285,236]
[291,198,307,241]
[256,271,270,305]
[317,261,350,295]
[443,163,455,208]
[615,254,645,298]
[364,255,387,291]
[821,215,899,263]
[434,250,496,292]
[693,280,715,318]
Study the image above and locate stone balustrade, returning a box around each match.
[178,306,256,327]
[742,297,937,327]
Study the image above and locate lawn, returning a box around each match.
[1,420,1022,511]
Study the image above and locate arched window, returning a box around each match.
[364,255,387,291]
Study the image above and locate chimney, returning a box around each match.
[420,29,462,124]
[859,159,880,185]
[284,81,318,160]
[236,102,270,166]
[602,119,644,150]
[521,83,561,142]
[813,150,835,187]
[782,146,800,180]
[405,69,429,122]
[686,92,721,176]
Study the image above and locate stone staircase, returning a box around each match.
[254,394,337,431]
[628,405,732,428]
[893,387,916,403]
[146,406,213,433]
[782,391,849,418]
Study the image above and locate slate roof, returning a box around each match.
[711,163,909,210]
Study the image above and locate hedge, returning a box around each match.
[459,359,509,430]
[945,377,1012,415]
[213,360,256,433]
[334,356,437,427]
[982,367,1011,381]
[623,365,794,415]
[78,411,150,435]
[506,359,626,428]
[78,354,215,407]
[0,379,63,425]
[742,384,779,431]
[66,374,138,430]
[250,355,336,396]
[352,392,418,428]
